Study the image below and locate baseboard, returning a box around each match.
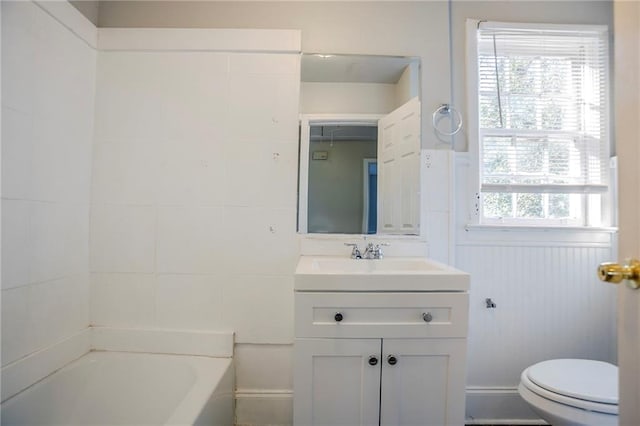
[235,389,293,426]
[465,386,547,425]
[234,387,544,426]
[1,328,91,402]
[466,421,548,425]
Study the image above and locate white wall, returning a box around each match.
[1,0,96,376]
[394,63,419,109]
[300,82,396,114]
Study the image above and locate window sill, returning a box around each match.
[459,224,617,247]
[464,224,618,233]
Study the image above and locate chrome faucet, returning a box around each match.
[344,243,362,259]
[362,243,378,259]
[346,242,389,259]
[362,242,389,259]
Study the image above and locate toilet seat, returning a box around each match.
[521,359,618,415]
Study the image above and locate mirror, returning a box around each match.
[298,54,422,235]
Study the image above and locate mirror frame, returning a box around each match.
[298,53,423,238]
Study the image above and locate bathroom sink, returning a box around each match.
[295,256,469,292]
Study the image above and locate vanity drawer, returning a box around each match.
[294,292,468,339]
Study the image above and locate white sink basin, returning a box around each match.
[295,256,469,292]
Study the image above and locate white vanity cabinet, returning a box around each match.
[293,290,469,426]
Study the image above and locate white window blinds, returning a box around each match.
[477,23,609,200]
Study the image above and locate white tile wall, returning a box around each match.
[2,200,31,289]
[155,274,224,330]
[235,344,293,391]
[1,273,90,367]
[90,205,156,273]
[1,1,96,368]
[222,207,298,276]
[1,108,34,200]
[90,48,301,351]
[27,277,87,351]
[91,273,156,327]
[1,329,92,403]
[1,2,37,115]
[1,286,32,364]
[228,74,300,143]
[94,52,230,142]
[91,138,160,205]
[224,142,298,209]
[221,275,294,343]
[156,207,227,274]
[30,203,89,283]
[157,138,227,206]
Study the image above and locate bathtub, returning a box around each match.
[1,351,234,426]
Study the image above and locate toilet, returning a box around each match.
[518,359,618,426]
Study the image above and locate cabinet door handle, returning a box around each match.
[422,312,433,323]
[368,356,378,366]
[387,355,398,366]
[334,312,343,322]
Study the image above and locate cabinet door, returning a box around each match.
[293,338,381,426]
[380,339,466,426]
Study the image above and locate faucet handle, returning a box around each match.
[344,243,362,259]
[373,243,390,259]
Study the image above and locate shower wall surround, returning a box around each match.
[90,29,301,341]
[1,1,96,394]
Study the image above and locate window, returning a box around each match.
[469,21,610,226]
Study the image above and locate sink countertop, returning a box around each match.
[294,256,469,292]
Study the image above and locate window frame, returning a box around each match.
[465,19,612,228]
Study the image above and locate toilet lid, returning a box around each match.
[526,359,618,405]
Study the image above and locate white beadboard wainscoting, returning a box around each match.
[458,239,617,423]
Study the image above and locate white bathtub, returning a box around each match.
[1,351,234,426]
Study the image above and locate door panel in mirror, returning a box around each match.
[378,97,421,234]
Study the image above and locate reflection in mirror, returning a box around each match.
[308,124,378,234]
[298,54,421,236]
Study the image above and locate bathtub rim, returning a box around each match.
[1,349,235,426]
[1,327,234,403]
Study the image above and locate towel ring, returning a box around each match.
[432,104,463,137]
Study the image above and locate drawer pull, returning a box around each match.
[334,312,344,322]
[387,355,398,366]
[422,312,433,323]
[368,356,378,366]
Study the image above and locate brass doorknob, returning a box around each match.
[598,259,640,289]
